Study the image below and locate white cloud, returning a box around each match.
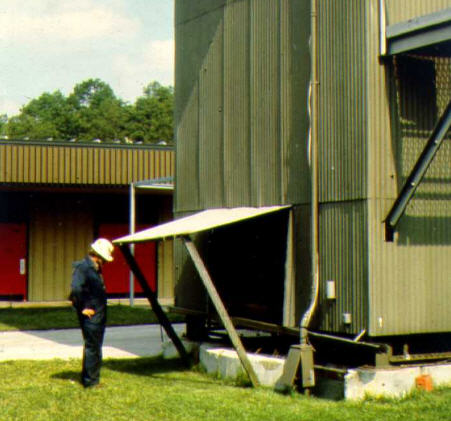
[0,97,23,117]
[113,39,174,101]
[0,0,139,43]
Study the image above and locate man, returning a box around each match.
[70,238,114,388]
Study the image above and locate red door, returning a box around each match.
[0,223,27,298]
[98,224,156,295]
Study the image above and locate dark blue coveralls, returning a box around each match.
[70,256,107,388]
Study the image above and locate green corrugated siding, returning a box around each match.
[317,0,368,202]
[366,0,451,335]
[318,201,368,334]
[0,142,174,185]
[175,0,311,214]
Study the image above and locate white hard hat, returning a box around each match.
[90,238,114,262]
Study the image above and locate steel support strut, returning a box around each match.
[385,97,451,240]
[118,244,191,366]
[183,236,260,387]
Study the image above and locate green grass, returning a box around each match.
[0,305,184,331]
[0,357,450,421]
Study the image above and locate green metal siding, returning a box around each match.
[318,201,368,334]
[317,0,368,203]
[175,0,311,214]
[366,0,451,335]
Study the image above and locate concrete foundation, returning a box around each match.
[163,341,451,399]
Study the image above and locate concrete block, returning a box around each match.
[344,363,451,400]
[199,344,285,386]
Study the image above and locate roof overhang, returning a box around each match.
[386,8,451,56]
[113,205,290,244]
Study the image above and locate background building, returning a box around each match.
[0,139,174,302]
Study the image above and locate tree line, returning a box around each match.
[0,79,174,145]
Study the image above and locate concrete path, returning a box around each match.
[0,324,186,361]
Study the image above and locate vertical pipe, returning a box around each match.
[300,0,320,343]
[379,0,387,56]
[129,183,135,306]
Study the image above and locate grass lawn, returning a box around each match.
[1,306,451,419]
[0,357,450,421]
[0,304,184,331]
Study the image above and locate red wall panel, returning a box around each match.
[0,223,27,297]
[98,224,156,295]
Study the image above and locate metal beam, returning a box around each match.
[385,8,451,56]
[385,98,451,239]
[183,236,260,387]
[118,244,191,367]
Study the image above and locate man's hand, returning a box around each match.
[82,308,95,319]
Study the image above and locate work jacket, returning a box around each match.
[70,256,107,323]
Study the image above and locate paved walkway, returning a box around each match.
[0,324,186,361]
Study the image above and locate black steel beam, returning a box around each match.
[118,244,191,366]
[385,98,451,240]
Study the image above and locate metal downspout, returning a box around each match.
[301,0,320,345]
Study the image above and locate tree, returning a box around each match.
[68,79,128,142]
[6,91,74,140]
[4,79,174,144]
[128,81,174,144]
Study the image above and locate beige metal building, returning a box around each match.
[0,140,174,302]
[172,0,451,342]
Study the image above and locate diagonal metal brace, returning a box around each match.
[183,236,260,387]
[118,244,191,367]
[385,97,451,240]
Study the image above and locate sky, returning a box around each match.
[0,0,174,117]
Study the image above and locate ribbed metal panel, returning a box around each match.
[366,0,451,335]
[28,197,93,301]
[385,0,451,25]
[317,0,368,202]
[249,0,281,206]
[199,18,224,208]
[318,201,368,335]
[175,0,311,213]
[368,199,451,336]
[223,0,251,207]
[0,142,174,185]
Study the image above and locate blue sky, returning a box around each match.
[0,0,174,117]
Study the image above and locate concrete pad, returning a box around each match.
[196,344,451,398]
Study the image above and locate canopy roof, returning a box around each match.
[113,205,290,244]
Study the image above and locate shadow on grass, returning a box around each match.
[104,356,188,377]
[51,370,82,385]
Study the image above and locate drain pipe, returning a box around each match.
[301,0,320,345]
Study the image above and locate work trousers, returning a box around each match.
[78,314,106,387]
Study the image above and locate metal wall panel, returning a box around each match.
[368,199,451,335]
[385,0,451,25]
[318,201,368,335]
[0,142,174,186]
[366,0,451,335]
[223,0,251,207]
[317,0,368,203]
[175,0,311,214]
[28,197,93,301]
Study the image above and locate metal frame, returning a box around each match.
[385,8,451,56]
[385,97,451,240]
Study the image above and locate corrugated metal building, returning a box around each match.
[0,140,174,302]
[173,0,451,341]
